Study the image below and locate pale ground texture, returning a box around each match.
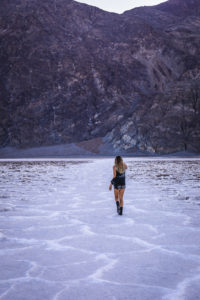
[0,158,200,300]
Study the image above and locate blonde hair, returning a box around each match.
[115,156,125,174]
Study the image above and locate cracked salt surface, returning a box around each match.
[0,158,200,300]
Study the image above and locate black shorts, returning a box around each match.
[114,185,126,190]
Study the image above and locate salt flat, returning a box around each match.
[0,158,200,300]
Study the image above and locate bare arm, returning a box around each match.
[113,166,116,177]
[109,166,116,190]
[124,163,128,169]
[109,166,116,191]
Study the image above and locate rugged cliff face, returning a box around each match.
[0,0,200,154]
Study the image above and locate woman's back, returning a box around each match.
[109,156,128,216]
[116,169,125,178]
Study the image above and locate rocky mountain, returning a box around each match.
[0,0,200,155]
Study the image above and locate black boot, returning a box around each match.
[116,201,120,214]
[119,207,123,215]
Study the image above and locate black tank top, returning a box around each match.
[115,170,125,185]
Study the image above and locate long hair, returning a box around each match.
[115,156,125,174]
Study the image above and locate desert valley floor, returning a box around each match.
[0,158,200,300]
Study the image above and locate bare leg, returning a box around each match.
[119,189,125,207]
[114,189,120,213]
[114,189,119,202]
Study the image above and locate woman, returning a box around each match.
[109,156,128,215]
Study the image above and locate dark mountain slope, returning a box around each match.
[0,0,200,154]
[156,0,200,17]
